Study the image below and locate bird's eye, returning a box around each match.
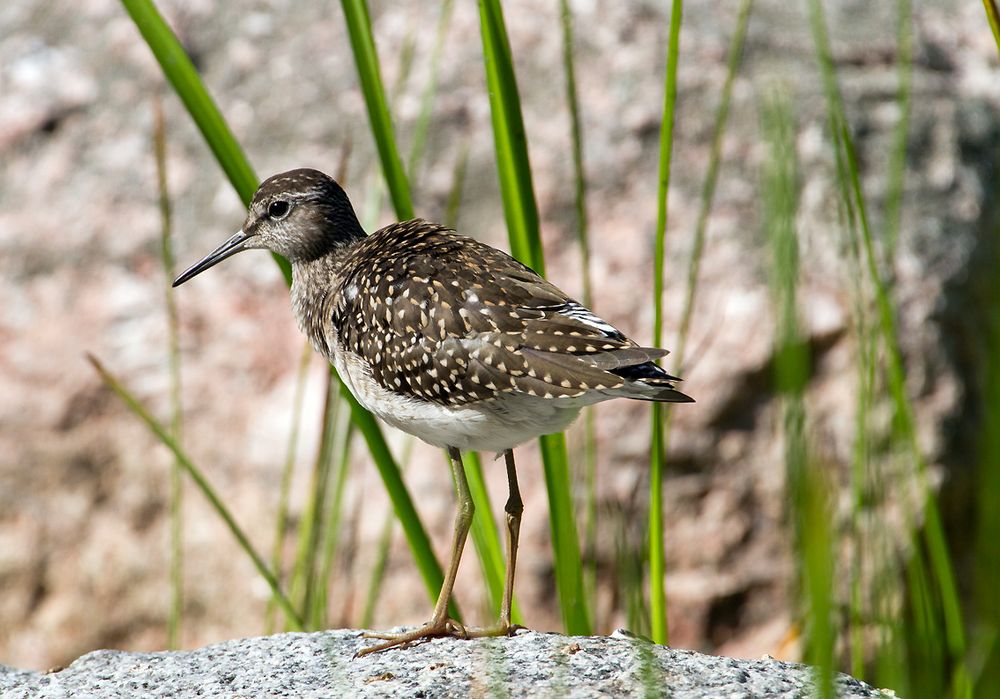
[268,200,290,219]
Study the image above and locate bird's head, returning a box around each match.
[173,168,363,287]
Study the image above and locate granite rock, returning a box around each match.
[0,630,886,699]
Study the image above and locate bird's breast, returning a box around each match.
[291,277,337,362]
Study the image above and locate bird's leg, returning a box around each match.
[467,449,526,638]
[499,448,525,630]
[356,446,473,656]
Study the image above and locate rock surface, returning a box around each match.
[0,630,884,699]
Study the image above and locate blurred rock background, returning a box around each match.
[1,0,997,672]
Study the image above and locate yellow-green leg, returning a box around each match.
[356,446,473,657]
[467,449,525,637]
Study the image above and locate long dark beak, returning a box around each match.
[172,231,250,287]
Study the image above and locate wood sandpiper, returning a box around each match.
[173,168,693,655]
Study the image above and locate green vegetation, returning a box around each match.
[152,97,184,650]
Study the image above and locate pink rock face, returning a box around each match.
[0,0,991,673]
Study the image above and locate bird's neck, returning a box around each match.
[290,245,356,360]
[288,217,367,265]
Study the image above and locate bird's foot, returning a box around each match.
[464,621,527,639]
[355,617,468,657]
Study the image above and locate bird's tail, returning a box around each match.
[516,345,694,403]
[605,348,694,403]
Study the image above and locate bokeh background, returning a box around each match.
[1,0,998,692]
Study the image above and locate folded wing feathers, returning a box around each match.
[422,282,691,403]
[344,224,691,404]
[577,346,671,371]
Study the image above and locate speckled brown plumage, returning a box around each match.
[327,218,688,407]
[175,168,691,451]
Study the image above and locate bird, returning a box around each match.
[173,168,693,656]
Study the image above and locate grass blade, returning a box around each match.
[807,0,968,691]
[443,148,515,619]
[444,143,470,231]
[339,0,414,219]
[358,434,416,629]
[558,0,600,625]
[153,97,184,649]
[445,129,511,619]
[651,0,752,645]
[343,381,455,617]
[406,0,456,178]
[983,0,1000,54]
[361,511,396,629]
[479,0,545,272]
[289,373,340,626]
[884,0,913,264]
[973,236,1000,693]
[558,0,592,308]
[119,1,265,211]
[340,0,500,621]
[649,0,686,645]
[538,435,589,634]
[673,0,752,369]
[760,87,834,698]
[316,405,355,627]
[120,0,447,614]
[88,354,304,631]
[479,0,590,635]
[265,340,313,633]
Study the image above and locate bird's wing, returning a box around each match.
[338,220,689,405]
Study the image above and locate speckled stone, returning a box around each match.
[0,629,887,699]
